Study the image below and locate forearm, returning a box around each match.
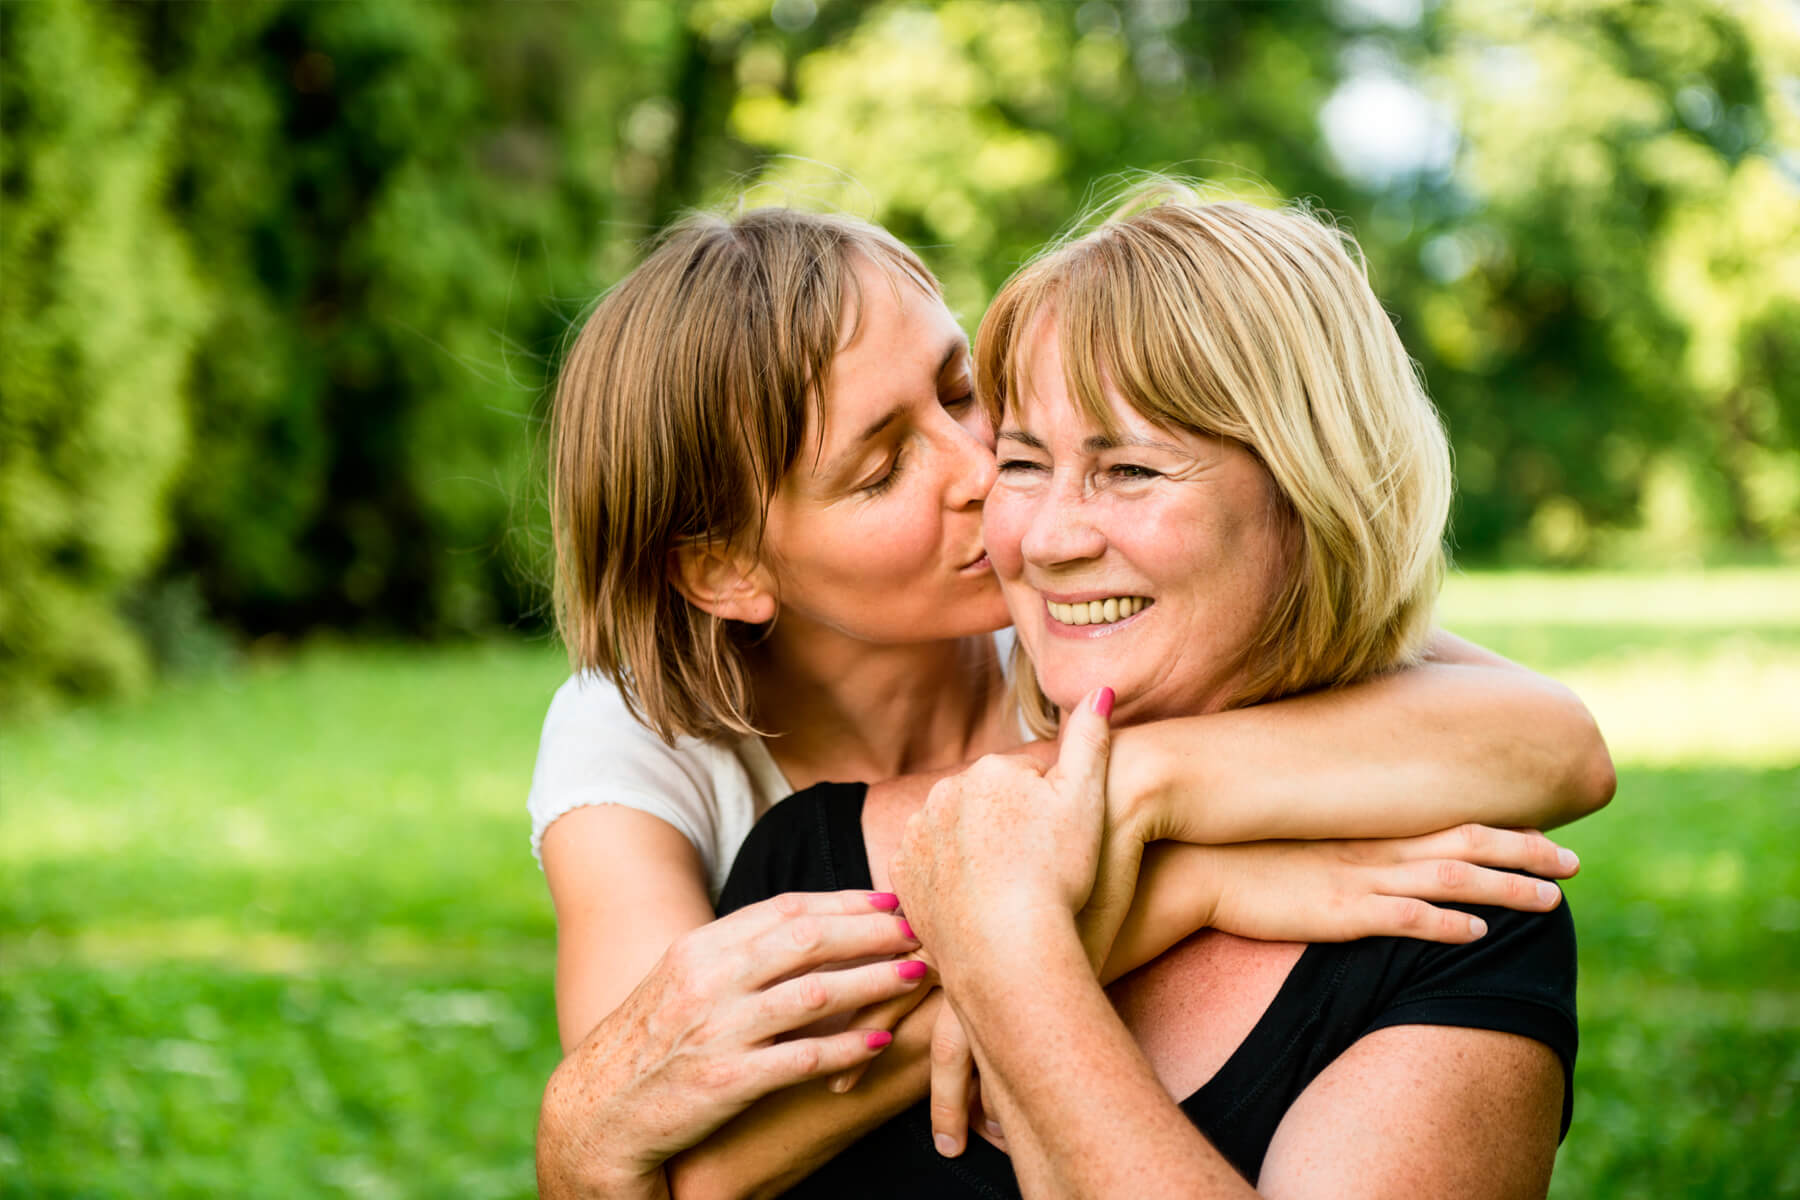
[945,915,1253,1199]
[664,995,940,1200]
[1109,644,1614,845]
[1098,842,1221,982]
[538,1053,673,1200]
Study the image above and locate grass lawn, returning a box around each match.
[4,570,1798,1197]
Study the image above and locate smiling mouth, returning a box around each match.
[1047,596,1151,627]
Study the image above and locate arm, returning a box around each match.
[544,805,715,1052]
[537,807,928,1199]
[1104,631,1614,846]
[896,695,1565,1199]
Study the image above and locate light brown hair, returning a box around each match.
[977,183,1452,735]
[551,207,938,743]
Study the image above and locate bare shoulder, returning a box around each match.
[1260,1022,1563,1200]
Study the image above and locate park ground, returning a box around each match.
[3,569,1797,1197]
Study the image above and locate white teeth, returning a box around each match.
[1046,597,1148,627]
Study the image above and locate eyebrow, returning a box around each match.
[997,427,1189,455]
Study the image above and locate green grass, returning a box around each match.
[3,570,1798,1197]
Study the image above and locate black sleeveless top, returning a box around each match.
[718,783,1578,1198]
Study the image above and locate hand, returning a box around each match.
[536,890,926,1197]
[1193,825,1578,946]
[890,686,1115,962]
[822,950,938,1094]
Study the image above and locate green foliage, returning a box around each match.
[4,0,1796,709]
[130,0,629,637]
[1415,0,1800,560]
[0,1,209,715]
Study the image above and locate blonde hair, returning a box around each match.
[977,184,1452,736]
[551,207,938,743]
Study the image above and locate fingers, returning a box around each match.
[1386,825,1580,880]
[826,974,937,1093]
[928,1008,976,1157]
[743,1024,900,1099]
[1048,685,1115,798]
[728,901,920,988]
[1385,859,1566,915]
[1355,894,1493,944]
[745,955,931,1043]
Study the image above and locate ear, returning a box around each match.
[668,542,778,626]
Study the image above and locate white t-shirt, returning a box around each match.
[526,673,793,900]
[527,631,1019,901]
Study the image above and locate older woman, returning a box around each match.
[721,189,1578,1198]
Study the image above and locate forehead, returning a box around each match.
[1007,318,1161,443]
[836,256,958,358]
[777,258,964,485]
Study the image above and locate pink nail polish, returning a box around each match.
[865,1030,894,1050]
[896,959,928,981]
[868,892,900,910]
[1091,686,1115,718]
[898,918,916,941]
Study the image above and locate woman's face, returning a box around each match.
[984,315,1290,724]
[759,259,1010,646]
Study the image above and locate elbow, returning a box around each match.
[1577,735,1617,818]
[1558,690,1616,823]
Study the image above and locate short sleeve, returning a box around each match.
[526,674,720,873]
[1364,895,1579,1136]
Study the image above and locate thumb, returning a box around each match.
[1049,685,1114,798]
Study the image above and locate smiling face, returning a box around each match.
[757,257,1011,647]
[984,314,1292,724]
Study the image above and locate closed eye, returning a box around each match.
[860,449,906,495]
[997,458,1046,474]
[1109,464,1160,480]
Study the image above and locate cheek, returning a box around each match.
[981,489,1030,575]
[828,484,946,586]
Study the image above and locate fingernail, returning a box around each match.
[934,1133,961,1157]
[1536,881,1561,907]
[896,959,929,981]
[1091,686,1115,718]
[865,1030,894,1050]
[899,918,916,941]
[1468,916,1488,938]
[828,1073,853,1093]
[1557,849,1579,873]
[868,892,900,910]
[984,1119,1004,1139]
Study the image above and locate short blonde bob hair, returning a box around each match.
[976,184,1452,736]
[552,208,937,743]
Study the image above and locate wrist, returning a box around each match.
[934,902,1088,998]
[1106,725,1178,843]
[539,1060,670,1200]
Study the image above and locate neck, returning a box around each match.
[748,621,1015,790]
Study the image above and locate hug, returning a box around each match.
[531,181,1614,1198]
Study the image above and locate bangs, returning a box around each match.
[977,219,1238,445]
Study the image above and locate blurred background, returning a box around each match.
[1,0,1795,1196]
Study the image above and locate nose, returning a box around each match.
[1020,474,1106,567]
[944,419,998,510]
